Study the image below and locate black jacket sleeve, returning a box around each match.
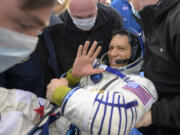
[151,95,180,129]
[151,4,180,128]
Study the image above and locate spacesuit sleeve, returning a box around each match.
[65,68,81,86]
[61,76,158,135]
[0,87,53,135]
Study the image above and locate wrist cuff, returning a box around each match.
[52,86,71,106]
[66,69,81,86]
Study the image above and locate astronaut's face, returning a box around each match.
[108,34,131,68]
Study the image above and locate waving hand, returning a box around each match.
[72,41,104,78]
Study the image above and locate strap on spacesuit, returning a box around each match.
[66,124,80,135]
[99,64,126,79]
[27,105,59,135]
[61,87,80,115]
[40,111,60,135]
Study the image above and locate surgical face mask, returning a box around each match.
[130,2,141,19]
[0,27,38,73]
[71,16,96,31]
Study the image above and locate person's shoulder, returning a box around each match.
[110,0,128,6]
[58,10,69,23]
[166,2,180,28]
[49,13,63,26]
[97,2,116,12]
[48,23,64,33]
[97,3,121,18]
[170,1,180,18]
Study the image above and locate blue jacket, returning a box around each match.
[0,28,60,98]
[0,52,45,97]
[110,0,142,33]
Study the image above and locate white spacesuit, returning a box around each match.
[0,29,158,135]
[59,62,158,135]
[0,57,157,135]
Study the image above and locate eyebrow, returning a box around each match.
[12,11,47,28]
[26,13,47,27]
[109,44,129,49]
[109,44,124,47]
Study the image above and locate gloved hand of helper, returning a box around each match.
[46,78,71,106]
[72,41,104,78]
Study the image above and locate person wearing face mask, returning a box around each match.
[0,0,71,134]
[127,0,180,135]
[45,29,157,135]
[0,0,70,98]
[36,0,123,87]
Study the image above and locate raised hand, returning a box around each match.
[72,41,104,78]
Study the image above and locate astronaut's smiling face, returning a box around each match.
[108,34,131,68]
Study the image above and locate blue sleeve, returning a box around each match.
[110,0,142,32]
[129,128,143,135]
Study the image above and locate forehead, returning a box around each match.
[0,0,52,35]
[110,34,130,46]
[69,0,96,17]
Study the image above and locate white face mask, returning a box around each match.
[0,27,38,73]
[71,16,96,31]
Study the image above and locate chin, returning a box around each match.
[110,65,119,68]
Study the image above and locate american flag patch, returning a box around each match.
[123,83,152,106]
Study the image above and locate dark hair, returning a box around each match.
[21,0,56,10]
[111,29,141,63]
[111,29,139,45]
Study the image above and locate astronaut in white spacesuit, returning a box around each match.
[0,28,157,135]
[46,29,158,135]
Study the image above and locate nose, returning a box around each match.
[110,49,119,57]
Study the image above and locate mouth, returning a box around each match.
[110,60,117,65]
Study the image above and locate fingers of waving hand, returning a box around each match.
[87,41,98,57]
[90,68,104,75]
[92,45,102,59]
[77,41,90,57]
[87,41,102,59]
[88,41,102,59]
[77,45,83,57]
[82,41,90,56]
[77,41,101,59]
